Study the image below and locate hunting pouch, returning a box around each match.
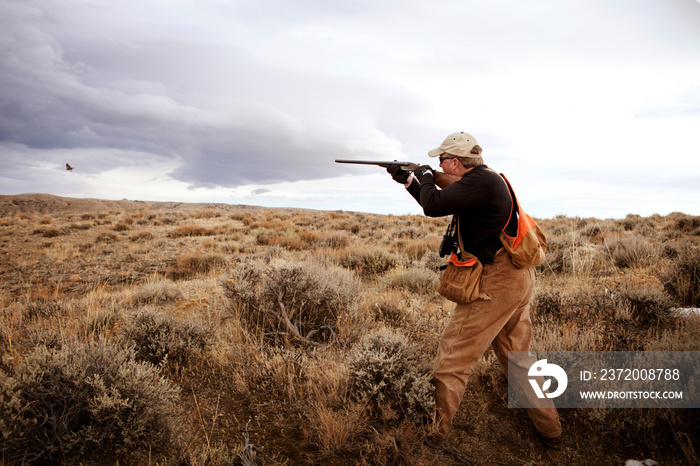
[437,215,483,304]
[437,252,483,304]
[497,173,547,268]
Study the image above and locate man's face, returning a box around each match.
[439,154,459,175]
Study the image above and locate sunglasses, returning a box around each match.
[439,155,456,163]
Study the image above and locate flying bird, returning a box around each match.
[66,163,74,171]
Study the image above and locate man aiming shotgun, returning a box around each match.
[340,132,563,450]
[335,160,460,189]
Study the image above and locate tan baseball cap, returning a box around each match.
[428,132,481,158]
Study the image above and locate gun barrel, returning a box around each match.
[335,159,414,168]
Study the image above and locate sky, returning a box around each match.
[1,0,699,219]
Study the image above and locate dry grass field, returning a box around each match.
[0,194,698,465]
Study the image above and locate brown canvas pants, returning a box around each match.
[431,248,561,439]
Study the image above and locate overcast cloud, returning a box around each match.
[1,0,699,217]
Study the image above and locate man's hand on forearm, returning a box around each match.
[386,164,410,184]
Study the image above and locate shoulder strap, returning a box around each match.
[499,173,540,250]
[445,214,467,258]
[454,214,467,257]
[498,173,518,235]
[484,167,517,233]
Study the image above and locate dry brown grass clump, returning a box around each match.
[167,252,227,280]
[340,248,399,276]
[169,224,220,238]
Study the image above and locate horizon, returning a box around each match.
[1,191,697,221]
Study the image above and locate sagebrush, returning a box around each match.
[0,339,181,464]
[346,328,433,423]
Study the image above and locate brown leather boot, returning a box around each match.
[543,434,564,449]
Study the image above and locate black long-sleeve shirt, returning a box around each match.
[407,165,513,258]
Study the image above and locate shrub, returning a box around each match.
[261,262,358,327]
[421,250,445,272]
[71,222,92,230]
[168,224,216,238]
[663,242,700,307]
[533,289,562,316]
[393,227,418,239]
[619,214,643,231]
[254,229,314,250]
[223,260,361,345]
[129,230,155,242]
[400,237,440,260]
[193,209,220,219]
[161,215,179,225]
[338,221,362,234]
[610,236,658,269]
[84,307,120,336]
[166,252,226,280]
[373,293,412,328]
[0,340,181,464]
[620,286,676,326]
[647,314,700,351]
[128,279,183,306]
[95,232,118,243]
[345,328,433,423]
[320,231,351,249]
[255,229,282,247]
[383,267,439,294]
[298,230,319,246]
[534,284,615,322]
[340,249,398,276]
[541,235,568,274]
[540,232,606,276]
[223,261,266,317]
[121,307,212,367]
[33,227,62,238]
[665,213,700,234]
[278,235,309,251]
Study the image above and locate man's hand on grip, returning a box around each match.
[413,165,434,183]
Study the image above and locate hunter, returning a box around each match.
[386,131,563,449]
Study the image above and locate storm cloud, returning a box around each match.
[0,0,418,188]
[1,0,699,217]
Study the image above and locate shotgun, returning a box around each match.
[335,159,460,189]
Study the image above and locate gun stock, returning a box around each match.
[432,171,461,189]
[335,159,460,188]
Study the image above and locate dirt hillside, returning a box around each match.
[0,193,259,216]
